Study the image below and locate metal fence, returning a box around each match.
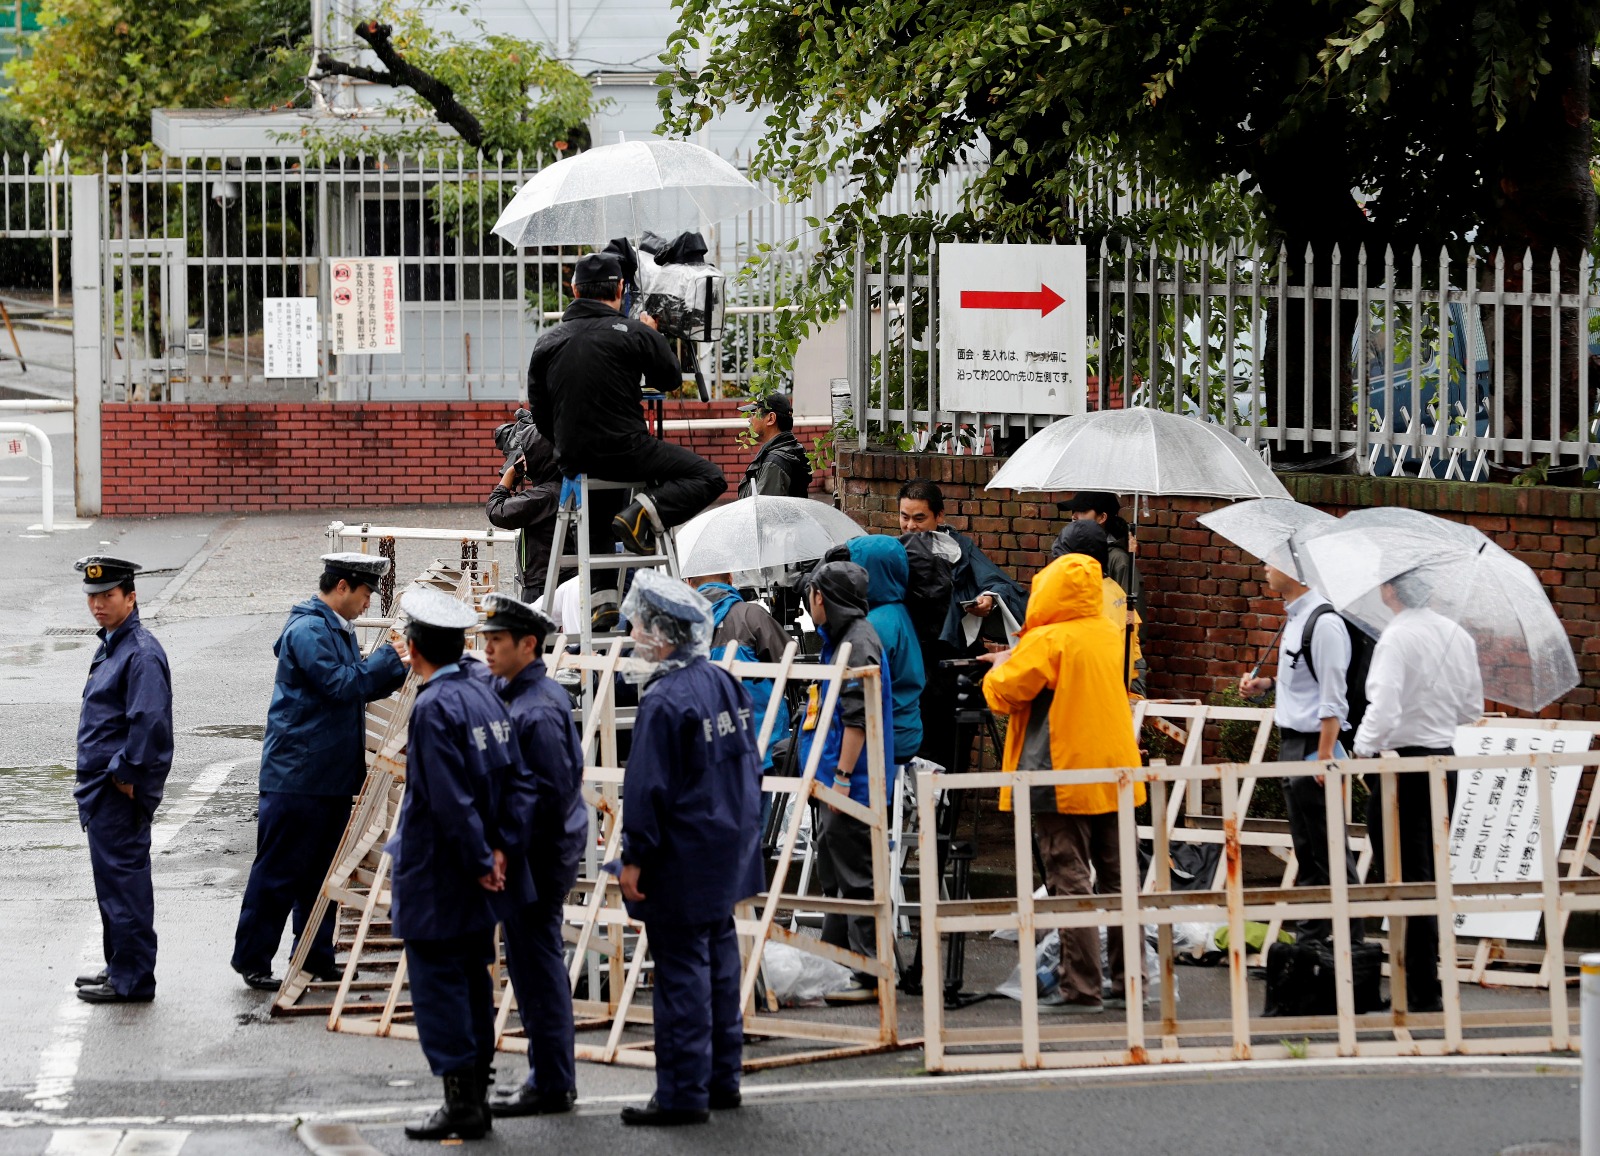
[851,237,1600,479]
[77,150,985,405]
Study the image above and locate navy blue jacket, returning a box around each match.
[75,608,173,822]
[621,657,763,925]
[389,666,526,941]
[259,598,407,797]
[497,657,587,898]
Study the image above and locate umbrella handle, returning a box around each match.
[1248,621,1287,684]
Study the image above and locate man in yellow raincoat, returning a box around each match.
[982,553,1143,1014]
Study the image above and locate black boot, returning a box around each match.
[611,496,659,555]
[478,1062,495,1131]
[404,1071,489,1141]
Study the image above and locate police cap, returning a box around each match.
[400,587,479,632]
[75,555,141,594]
[480,593,556,640]
[322,552,391,590]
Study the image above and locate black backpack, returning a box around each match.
[1293,604,1377,737]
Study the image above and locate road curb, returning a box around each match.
[143,515,241,619]
[296,1121,387,1156]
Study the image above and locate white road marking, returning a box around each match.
[1,1053,1580,1128]
[25,762,243,1112]
[42,1130,189,1156]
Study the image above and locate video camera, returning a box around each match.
[938,657,989,715]
[493,408,539,483]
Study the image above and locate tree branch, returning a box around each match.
[314,20,484,149]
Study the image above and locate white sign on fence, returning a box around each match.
[1446,726,1592,940]
[263,297,319,379]
[329,258,403,356]
[937,242,1087,418]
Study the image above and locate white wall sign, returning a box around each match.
[330,258,403,356]
[1446,726,1592,940]
[938,242,1087,417]
[263,297,319,379]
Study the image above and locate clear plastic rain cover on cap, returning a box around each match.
[1291,506,1578,712]
[674,495,865,582]
[621,568,713,667]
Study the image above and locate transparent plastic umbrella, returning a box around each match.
[1196,498,1336,582]
[986,407,1290,500]
[491,140,768,248]
[675,495,866,580]
[1290,507,1578,712]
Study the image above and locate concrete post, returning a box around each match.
[70,174,102,517]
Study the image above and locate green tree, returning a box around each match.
[662,0,1598,453]
[6,0,308,161]
[311,1,597,158]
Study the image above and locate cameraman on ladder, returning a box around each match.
[1240,560,1368,945]
[528,251,727,629]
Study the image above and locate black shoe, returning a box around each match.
[621,1097,710,1127]
[709,1087,742,1111]
[307,960,346,983]
[75,969,108,988]
[491,1085,577,1118]
[241,971,281,992]
[1407,996,1445,1014]
[612,498,658,556]
[592,606,620,632]
[76,983,153,1004]
[405,1071,490,1141]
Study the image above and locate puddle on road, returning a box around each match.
[189,723,266,742]
[0,764,77,822]
[0,638,92,667]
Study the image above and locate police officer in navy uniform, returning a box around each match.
[473,594,587,1118]
[231,553,408,991]
[73,556,173,1004]
[616,571,763,1127]
[391,588,527,1143]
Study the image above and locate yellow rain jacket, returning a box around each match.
[983,554,1143,815]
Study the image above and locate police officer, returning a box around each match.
[474,594,586,1118]
[528,250,727,627]
[230,553,409,991]
[616,571,762,1126]
[392,588,525,1143]
[73,556,173,1004]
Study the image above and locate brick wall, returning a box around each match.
[101,401,831,515]
[839,448,1600,721]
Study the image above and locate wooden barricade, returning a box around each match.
[281,592,905,1068]
[917,748,1600,1073]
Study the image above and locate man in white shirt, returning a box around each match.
[1352,573,1483,1012]
[1241,564,1362,944]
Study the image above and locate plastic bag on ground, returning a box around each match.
[761,942,852,1007]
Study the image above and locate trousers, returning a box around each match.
[572,436,727,594]
[406,929,497,1077]
[85,790,157,998]
[646,916,743,1112]
[500,892,576,1094]
[231,793,352,976]
[1034,811,1142,1002]
[1365,749,1456,1008]
[814,806,878,985]
[1277,729,1364,944]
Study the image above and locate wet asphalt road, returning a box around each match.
[0,415,1586,1155]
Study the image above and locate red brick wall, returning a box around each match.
[101,401,832,515]
[839,448,1600,722]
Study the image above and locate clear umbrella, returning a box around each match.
[986,407,1290,500]
[675,495,865,581]
[1290,507,1578,712]
[491,140,768,248]
[1196,498,1335,581]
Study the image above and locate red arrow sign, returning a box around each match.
[960,283,1064,318]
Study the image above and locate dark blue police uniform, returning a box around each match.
[491,654,585,1101]
[622,656,763,1113]
[76,596,173,1002]
[391,664,524,1078]
[231,594,406,981]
